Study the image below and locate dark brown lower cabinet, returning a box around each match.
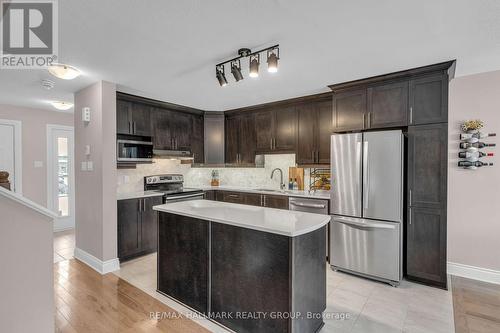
[406,207,447,289]
[263,194,289,209]
[118,196,162,262]
[211,190,289,210]
[158,213,209,314]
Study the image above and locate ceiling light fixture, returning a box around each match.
[50,101,74,111]
[267,47,279,73]
[231,59,244,82]
[48,63,81,80]
[216,65,228,87]
[249,54,260,78]
[215,44,279,86]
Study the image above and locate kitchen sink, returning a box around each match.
[254,188,295,194]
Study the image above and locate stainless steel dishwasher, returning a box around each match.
[289,197,329,260]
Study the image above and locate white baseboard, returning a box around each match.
[74,247,120,275]
[448,262,500,285]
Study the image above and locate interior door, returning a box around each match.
[48,126,75,231]
[0,123,15,191]
[362,130,403,222]
[330,133,362,217]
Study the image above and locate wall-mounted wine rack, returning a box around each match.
[458,120,496,170]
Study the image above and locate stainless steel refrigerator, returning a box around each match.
[330,130,403,286]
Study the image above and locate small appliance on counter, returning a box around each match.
[144,174,204,203]
[0,171,10,190]
[210,170,220,186]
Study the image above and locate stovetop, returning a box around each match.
[143,174,202,197]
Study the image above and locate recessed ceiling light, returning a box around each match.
[50,101,74,110]
[48,63,81,80]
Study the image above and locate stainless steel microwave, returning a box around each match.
[117,139,153,162]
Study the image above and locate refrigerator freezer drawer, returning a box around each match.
[330,216,401,282]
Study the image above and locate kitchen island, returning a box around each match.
[153,200,330,333]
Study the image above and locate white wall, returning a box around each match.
[0,190,54,333]
[0,105,73,206]
[74,81,118,270]
[448,70,500,276]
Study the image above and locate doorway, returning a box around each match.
[47,125,75,232]
[0,119,22,193]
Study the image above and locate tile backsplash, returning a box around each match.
[117,154,307,193]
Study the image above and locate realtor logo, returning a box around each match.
[1,0,58,69]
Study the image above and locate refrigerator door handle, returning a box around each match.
[336,219,396,230]
[363,141,369,210]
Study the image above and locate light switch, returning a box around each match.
[34,161,43,168]
[85,145,91,156]
[82,107,91,122]
[87,161,93,171]
[81,161,87,171]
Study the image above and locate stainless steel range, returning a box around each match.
[144,174,204,203]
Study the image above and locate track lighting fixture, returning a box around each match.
[215,44,279,86]
[267,47,279,73]
[249,54,260,78]
[231,60,244,82]
[216,65,228,87]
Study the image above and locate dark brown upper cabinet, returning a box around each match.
[409,74,448,125]
[332,89,367,132]
[151,108,175,149]
[225,113,256,165]
[367,81,408,129]
[296,98,333,165]
[117,99,152,136]
[255,107,297,153]
[170,112,192,151]
[191,114,204,164]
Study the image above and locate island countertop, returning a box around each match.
[153,199,330,237]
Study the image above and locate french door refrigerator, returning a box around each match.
[330,130,403,286]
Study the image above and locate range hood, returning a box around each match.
[153,149,193,160]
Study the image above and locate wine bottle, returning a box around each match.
[460,132,496,140]
[459,142,496,149]
[458,161,494,167]
[458,151,494,159]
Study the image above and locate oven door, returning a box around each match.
[165,192,205,203]
[117,139,153,162]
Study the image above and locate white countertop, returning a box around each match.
[117,190,164,201]
[199,185,331,200]
[153,199,330,237]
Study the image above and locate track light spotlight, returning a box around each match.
[231,60,244,82]
[216,65,228,87]
[249,54,260,78]
[267,48,279,73]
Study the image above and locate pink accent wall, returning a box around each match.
[448,70,500,272]
[74,81,117,262]
[0,104,73,206]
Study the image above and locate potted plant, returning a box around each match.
[461,119,484,133]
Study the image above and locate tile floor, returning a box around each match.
[115,253,456,333]
[53,230,75,263]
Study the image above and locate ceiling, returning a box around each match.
[1,0,500,112]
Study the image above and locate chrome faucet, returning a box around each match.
[271,168,286,190]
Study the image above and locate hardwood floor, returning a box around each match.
[452,275,500,333]
[54,259,209,333]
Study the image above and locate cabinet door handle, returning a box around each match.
[409,189,412,206]
[143,199,146,212]
[316,150,319,163]
[363,114,366,129]
[368,112,371,127]
[263,195,267,206]
[409,208,412,225]
[409,107,413,124]
[128,121,132,134]
[133,122,137,134]
[270,138,273,150]
[311,151,315,162]
[260,195,263,206]
[138,199,142,212]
